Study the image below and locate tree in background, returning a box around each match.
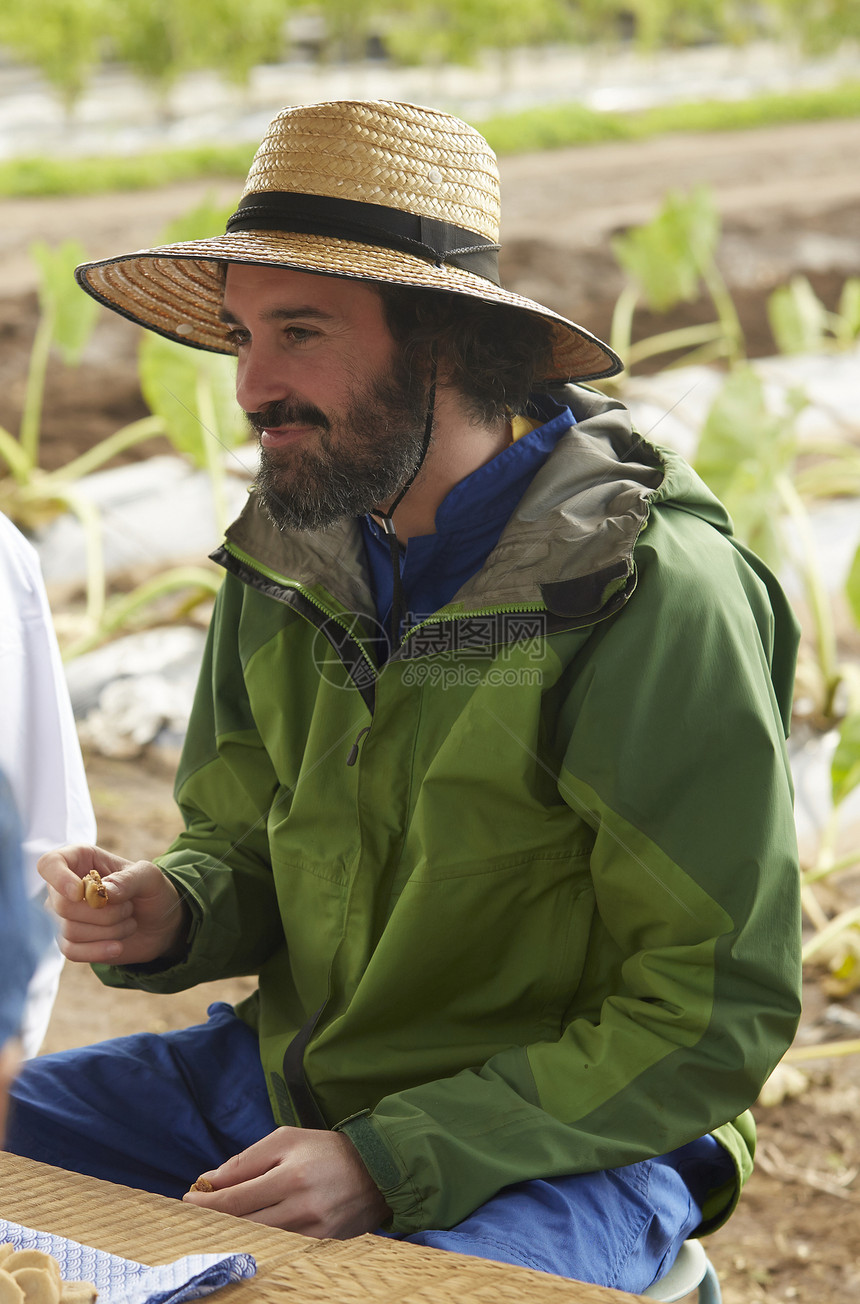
[104,0,289,107]
[765,0,860,54]
[381,0,573,69]
[619,0,761,48]
[0,0,291,115]
[1,0,858,115]
[0,0,106,114]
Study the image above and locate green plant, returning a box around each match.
[799,560,860,899]
[0,239,168,629]
[3,0,858,118]
[3,83,860,201]
[0,0,106,114]
[690,366,851,731]
[607,189,860,720]
[694,367,806,569]
[104,0,287,104]
[609,186,745,376]
[136,196,248,540]
[784,706,860,1016]
[768,274,860,355]
[607,189,860,1053]
[381,0,572,67]
[0,199,249,657]
[765,0,860,54]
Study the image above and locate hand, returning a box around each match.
[38,844,189,967]
[183,1127,391,1239]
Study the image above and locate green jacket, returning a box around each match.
[98,385,802,1235]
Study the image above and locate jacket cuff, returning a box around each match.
[698,1116,753,1234]
[335,1110,425,1233]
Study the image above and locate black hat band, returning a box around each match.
[226,191,501,284]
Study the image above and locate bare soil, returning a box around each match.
[6,117,860,1302]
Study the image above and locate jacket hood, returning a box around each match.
[219,384,734,625]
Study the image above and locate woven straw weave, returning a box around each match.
[74,99,621,383]
[0,1153,644,1303]
[244,101,501,242]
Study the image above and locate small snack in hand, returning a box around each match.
[188,1176,214,1192]
[82,869,109,909]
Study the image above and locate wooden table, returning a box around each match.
[0,1152,646,1303]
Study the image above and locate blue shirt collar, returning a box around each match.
[360,396,575,633]
[365,395,575,544]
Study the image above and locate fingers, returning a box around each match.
[184,1167,310,1228]
[182,1129,389,1238]
[56,902,138,964]
[36,845,182,966]
[183,1130,298,1219]
[208,1130,287,1184]
[37,845,130,905]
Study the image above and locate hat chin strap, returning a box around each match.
[374,347,438,652]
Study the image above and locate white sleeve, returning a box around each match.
[0,513,97,892]
[0,513,98,1054]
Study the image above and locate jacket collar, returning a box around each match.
[219,385,707,623]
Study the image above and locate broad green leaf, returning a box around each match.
[766,275,829,354]
[138,333,244,468]
[695,367,771,498]
[837,278,860,340]
[832,712,860,807]
[29,238,100,365]
[610,186,720,312]
[845,541,860,630]
[694,367,803,571]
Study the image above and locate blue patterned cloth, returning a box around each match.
[0,1220,256,1304]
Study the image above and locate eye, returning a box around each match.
[284,326,317,344]
[224,325,250,348]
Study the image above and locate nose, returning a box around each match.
[235,339,293,415]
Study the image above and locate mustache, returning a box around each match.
[245,400,330,435]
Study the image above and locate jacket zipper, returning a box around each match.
[219,540,380,686]
[221,543,551,667]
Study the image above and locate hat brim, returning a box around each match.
[75,230,622,384]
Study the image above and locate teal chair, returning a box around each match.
[641,1240,722,1303]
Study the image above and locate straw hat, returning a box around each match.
[75,99,621,383]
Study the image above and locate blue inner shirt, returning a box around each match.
[360,395,575,642]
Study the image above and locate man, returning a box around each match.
[7,100,802,1292]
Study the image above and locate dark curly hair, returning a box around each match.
[375,284,555,424]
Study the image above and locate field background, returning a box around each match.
[4,110,860,1303]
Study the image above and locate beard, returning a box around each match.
[248,349,430,533]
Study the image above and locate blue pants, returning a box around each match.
[6,1003,731,1291]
